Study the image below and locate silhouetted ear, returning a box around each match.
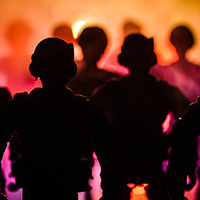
[29,54,40,79]
[118,53,123,66]
[147,38,157,67]
[67,61,77,79]
[29,60,39,80]
[149,38,154,50]
[118,53,128,67]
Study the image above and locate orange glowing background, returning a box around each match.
[1,0,200,200]
[0,0,200,73]
[0,0,200,95]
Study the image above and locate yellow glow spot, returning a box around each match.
[127,183,149,200]
[72,21,86,39]
[133,185,146,195]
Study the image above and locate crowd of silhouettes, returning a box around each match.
[0,20,200,200]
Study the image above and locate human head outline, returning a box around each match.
[29,37,77,88]
[118,34,157,74]
[77,26,108,64]
[170,25,195,56]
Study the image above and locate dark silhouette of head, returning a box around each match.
[123,20,141,38]
[170,25,194,56]
[77,26,108,65]
[52,24,75,43]
[29,37,77,88]
[118,34,157,74]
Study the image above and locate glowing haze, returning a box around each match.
[0,0,200,94]
[0,0,200,200]
[1,0,200,65]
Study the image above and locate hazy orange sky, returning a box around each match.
[0,0,200,65]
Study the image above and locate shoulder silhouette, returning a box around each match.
[150,24,200,102]
[67,26,119,98]
[0,37,111,200]
[167,96,200,200]
[91,33,190,200]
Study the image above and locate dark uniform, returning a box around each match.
[167,97,200,200]
[0,87,111,200]
[91,34,190,200]
[0,37,112,200]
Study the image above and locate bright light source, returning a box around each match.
[72,21,86,39]
[127,183,149,200]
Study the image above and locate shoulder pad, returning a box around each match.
[13,92,28,101]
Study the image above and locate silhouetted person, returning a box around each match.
[91,34,190,200]
[150,25,200,102]
[99,19,142,76]
[0,88,12,109]
[0,88,11,200]
[67,26,119,98]
[0,37,111,200]
[52,23,83,61]
[0,20,35,95]
[167,97,200,200]
[123,20,141,38]
[53,24,75,43]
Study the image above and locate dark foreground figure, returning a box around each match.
[0,37,112,200]
[91,34,190,200]
[67,26,119,98]
[168,96,200,200]
[0,88,11,200]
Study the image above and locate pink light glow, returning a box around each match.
[162,111,176,134]
[0,1,200,200]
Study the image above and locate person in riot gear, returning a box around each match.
[0,37,112,200]
[167,97,200,200]
[91,34,190,200]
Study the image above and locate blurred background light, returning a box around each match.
[0,0,200,200]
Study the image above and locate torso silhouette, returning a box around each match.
[67,26,119,98]
[150,25,200,102]
[167,98,200,200]
[0,87,109,200]
[91,33,190,200]
[92,74,189,182]
[67,61,118,98]
[150,60,200,102]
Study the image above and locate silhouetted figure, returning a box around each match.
[53,24,75,43]
[91,34,190,200]
[0,88,11,200]
[150,25,200,102]
[0,37,111,200]
[0,88,12,108]
[167,97,200,200]
[99,19,142,75]
[52,23,83,61]
[0,20,35,95]
[8,131,22,192]
[67,26,119,98]
[123,20,141,38]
